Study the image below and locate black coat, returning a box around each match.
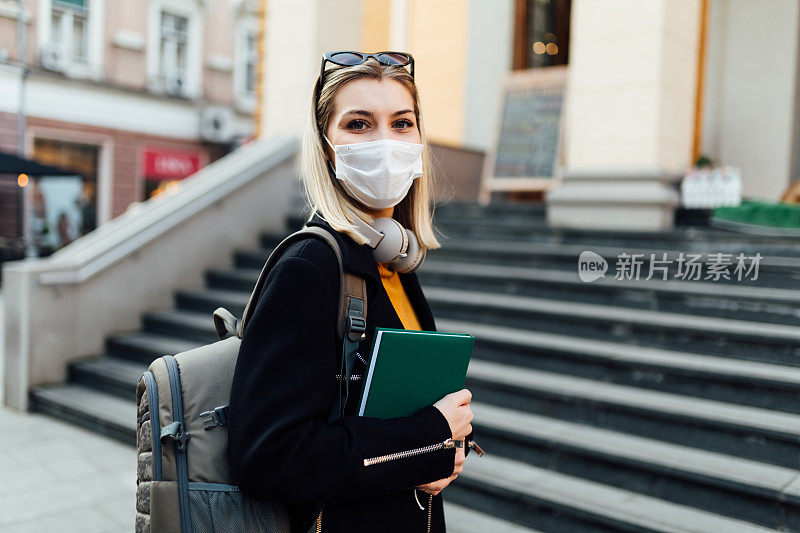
[227,212,473,533]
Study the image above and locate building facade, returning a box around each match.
[0,0,260,246]
[259,0,800,227]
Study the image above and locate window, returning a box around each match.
[50,0,88,64]
[158,11,189,94]
[147,0,202,99]
[234,16,258,112]
[514,0,571,69]
[244,32,256,94]
[38,0,103,79]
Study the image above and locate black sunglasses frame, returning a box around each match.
[314,50,415,111]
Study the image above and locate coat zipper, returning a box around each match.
[315,508,322,532]
[427,492,433,533]
[363,437,459,466]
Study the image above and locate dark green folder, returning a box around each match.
[357,327,475,418]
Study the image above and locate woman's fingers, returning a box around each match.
[433,388,474,440]
[455,388,472,405]
[453,441,466,475]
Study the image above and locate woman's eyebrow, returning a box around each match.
[341,108,414,118]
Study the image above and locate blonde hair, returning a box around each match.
[299,58,442,251]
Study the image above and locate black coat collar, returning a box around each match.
[303,211,436,332]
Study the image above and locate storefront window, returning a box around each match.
[32,138,98,238]
[142,147,202,201]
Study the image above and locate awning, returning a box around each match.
[0,149,78,176]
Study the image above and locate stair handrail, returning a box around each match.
[24,136,298,285]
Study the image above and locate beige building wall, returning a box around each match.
[701,0,800,200]
[1,0,249,108]
[259,0,473,147]
[106,1,148,89]
[202,0,237,106]
[407,0,469,148]
[362,0,392,51]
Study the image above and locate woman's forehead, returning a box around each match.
[333,78,414,116]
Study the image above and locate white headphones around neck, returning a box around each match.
[345,206,426,274]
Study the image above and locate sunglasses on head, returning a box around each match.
[315,50,415,109]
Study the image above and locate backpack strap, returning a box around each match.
[238,226,345,339]
[161,355,193,533]
[235,225,367,422]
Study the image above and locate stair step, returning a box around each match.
[106,331,200,364]
[69,355,149,400]
[434,200,547,218]
[206,267,261,292]
[443,501,542,533]
[466,358,800,468]
[29,384,136,446]
[439,318,800,413]
[452,453,778,532]
[175,287,249,316]
[431,214,800,256]
[426,238,800,289]
[142,308,219,343]
[426,286,800,367]
[419,259,800,326]
[210,257,800,328]
[470,401,800,529]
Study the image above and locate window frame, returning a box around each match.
[513,0,571,70]
[233,15,259,113]
[146,0,203,99]
[37,0,104,80]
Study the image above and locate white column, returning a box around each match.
[547,0,701,230]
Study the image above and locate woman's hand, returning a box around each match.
[433,388,473,440]
[414,440,466,495]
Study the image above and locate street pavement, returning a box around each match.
[0,287,136,532]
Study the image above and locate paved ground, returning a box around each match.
[0,287,137,533]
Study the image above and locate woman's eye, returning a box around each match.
[346,118,414,130]
[348,119,368,130]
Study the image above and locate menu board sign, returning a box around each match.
[479,66,567,202]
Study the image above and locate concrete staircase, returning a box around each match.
[29,200,800,532]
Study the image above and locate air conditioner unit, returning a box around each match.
[164,70,185,96]
[200,105,236,144]
[40,42,67,72]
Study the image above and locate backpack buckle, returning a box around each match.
[200,404,230,431]
[160,421,191,452]
[346,314,366,341]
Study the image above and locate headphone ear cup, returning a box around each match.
[392,229,425,274]
[371,217,408,263]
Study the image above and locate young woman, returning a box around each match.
[227,51,476,533]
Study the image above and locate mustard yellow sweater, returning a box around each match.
[377,262,422,330]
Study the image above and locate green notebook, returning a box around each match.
[357,327,475,418]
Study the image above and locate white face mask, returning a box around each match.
[324,134,424,210]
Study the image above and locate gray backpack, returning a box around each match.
[135,224,368,533]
